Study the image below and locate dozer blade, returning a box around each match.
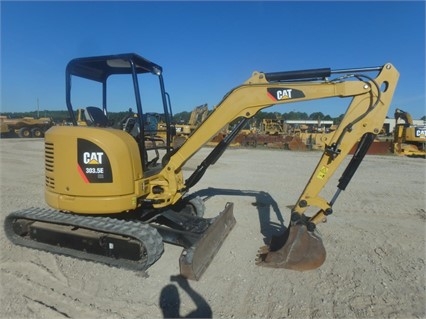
[256,223,326,271]
[179,202,236,280]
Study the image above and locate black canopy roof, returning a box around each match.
[66,53,163,82]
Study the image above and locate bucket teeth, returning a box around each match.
[257,245,270,255]
[255,224,326,271]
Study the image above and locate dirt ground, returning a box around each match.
[0,138,425,319]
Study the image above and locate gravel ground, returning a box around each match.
[1,138,425,319]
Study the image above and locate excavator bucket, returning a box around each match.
[256,223,326,271]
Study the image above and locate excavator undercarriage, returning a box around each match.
[4,53,399,280]
[5,200,235,280]
[6,207,164,271]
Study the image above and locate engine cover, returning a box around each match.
[44,126,144,214]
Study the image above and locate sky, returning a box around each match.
[1,1,425,119]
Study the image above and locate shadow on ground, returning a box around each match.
[189,187,289,244]
[159,275,212,318]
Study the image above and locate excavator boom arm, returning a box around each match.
[149,63,399,208]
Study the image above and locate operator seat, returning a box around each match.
[85,106,109,127]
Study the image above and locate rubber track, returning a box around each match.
[4,207,164,271]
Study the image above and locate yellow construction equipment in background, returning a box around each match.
[392,108,426,157]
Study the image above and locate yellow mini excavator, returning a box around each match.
[4,53,399,280]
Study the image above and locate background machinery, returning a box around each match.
[186,103,209,131]
[5,53,399,280]
[392,108,426,157]
[173,103,209,147]
[0,116,54,138]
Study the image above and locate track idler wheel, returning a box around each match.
[256,220,326,271]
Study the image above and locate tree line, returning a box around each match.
[2,109,425,126]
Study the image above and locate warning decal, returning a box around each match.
[317,166,328,180]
